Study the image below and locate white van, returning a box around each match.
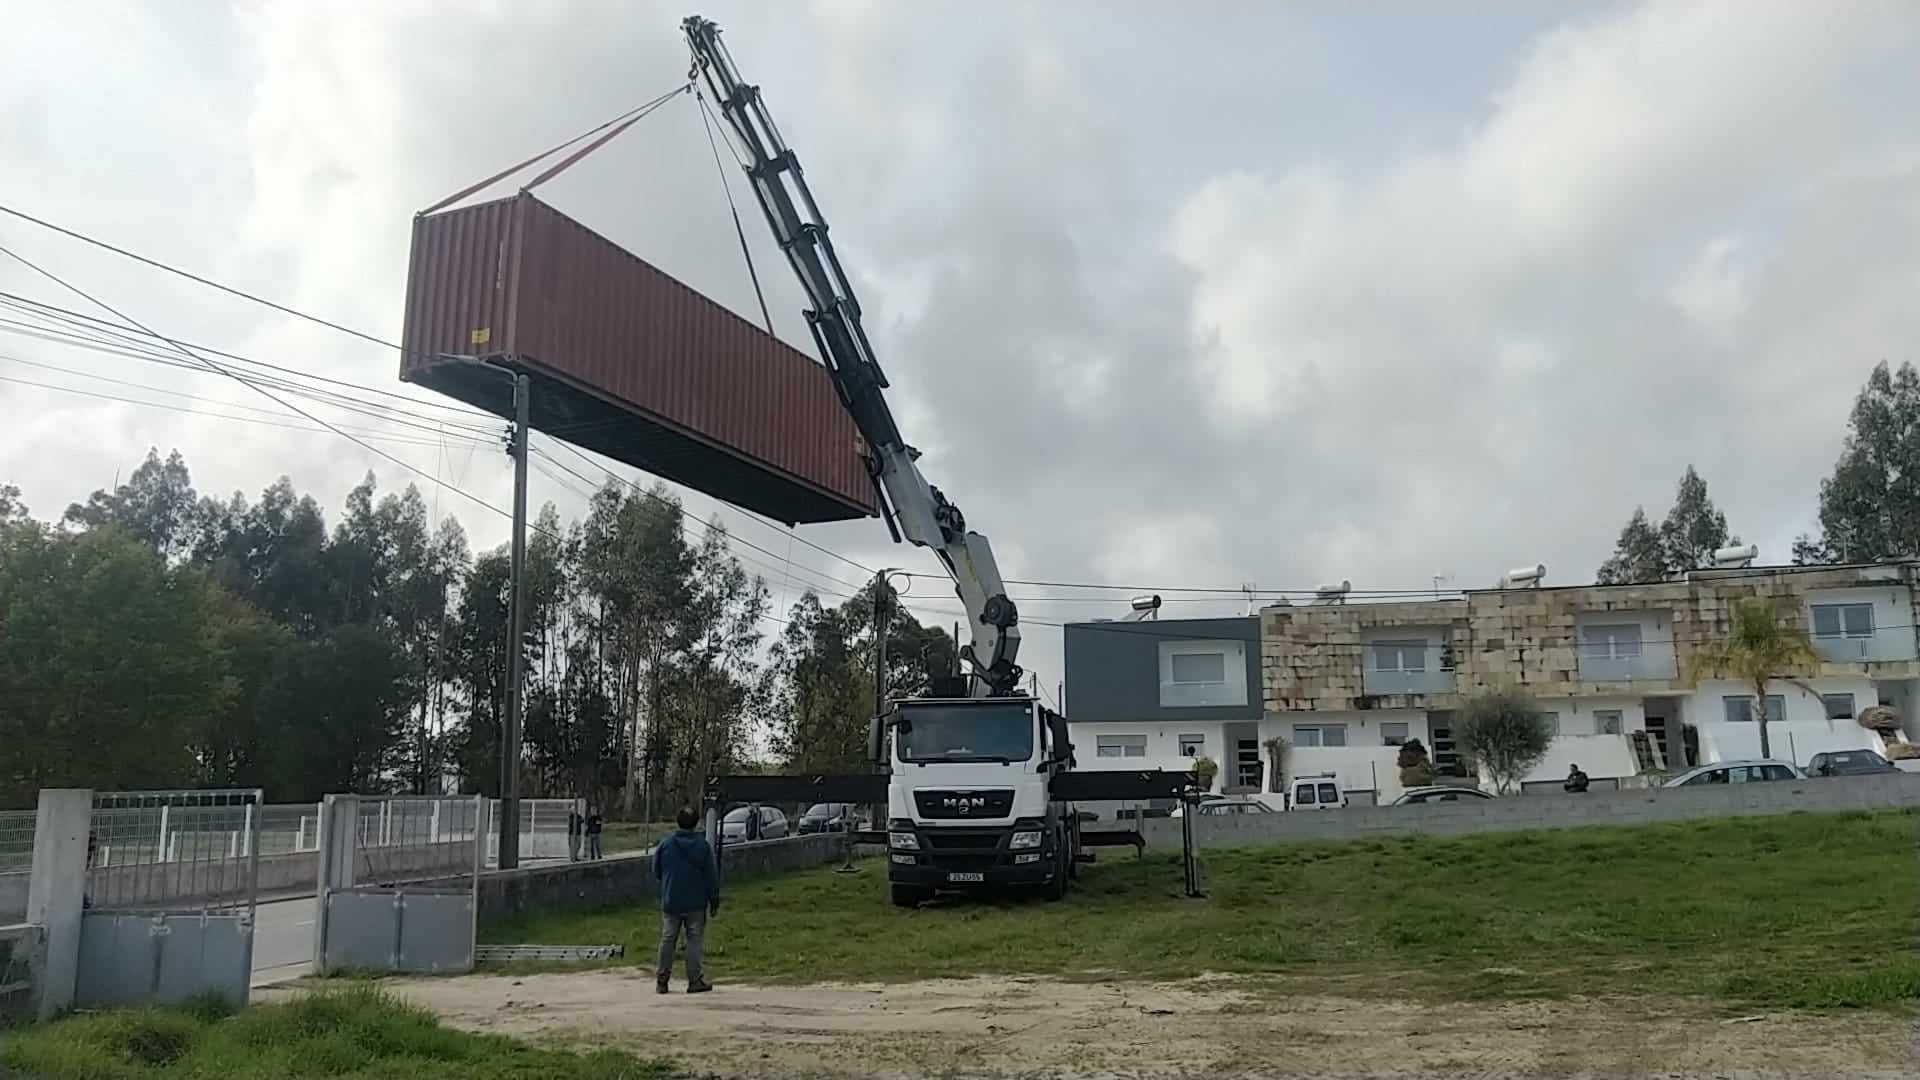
[1288,775,1347,810]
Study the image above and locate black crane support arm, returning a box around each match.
[683,15,1023,697]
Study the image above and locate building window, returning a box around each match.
[1178,733,1205,756]
[1292,724,1347,748]
[1170,651,1227,685]
[1371,640,1428,673]
[1380,722,1410,746]
[1096,735,1147,758]
[1593,710,1624,736]
[1822,694,1856,721]
[1723,696,1785,724]
[1538,712,1560,736]
[1158,640,1249,708]
[1812,603,1874,640]
[1580,623,1644,660]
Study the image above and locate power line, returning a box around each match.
[0,241,538,534]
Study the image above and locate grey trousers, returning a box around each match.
[657,909,707,984]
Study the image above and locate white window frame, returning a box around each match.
[1177,733,1206,757]
[1380,722,1410,746]
[1169,651,1227,686]
[1538,712,1561,737]
[1370,639,1429,674]
[1292,724,1348,748]
[1723,695,1785,724]
[1812,603,1874,640]
[1821,693,1856,721]
[1096,735,1147,759]
[1580,623,1644,661]
[1157,640,1249,708]
[1593,709,1624,736]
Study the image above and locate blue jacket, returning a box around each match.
[652,828,720,915]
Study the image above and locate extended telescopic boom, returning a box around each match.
[684,15,1021,696]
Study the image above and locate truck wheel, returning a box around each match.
[891,884,930,908]
[1042,840,1069,902]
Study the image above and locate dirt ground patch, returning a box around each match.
[370,970,1916,1078]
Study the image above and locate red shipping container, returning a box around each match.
[399,192,876,524]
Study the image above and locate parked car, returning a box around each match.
[1391,785,1494,806]
[797,802,856,833]
[720,804,789,841]
[1172,795,1274,818]
[1289,776,1347,810]
[1662,759,1804,787]
[1807,749,1899,777]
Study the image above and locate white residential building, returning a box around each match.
[1065,562,1920,806]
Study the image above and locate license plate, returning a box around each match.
[946,872,984,883]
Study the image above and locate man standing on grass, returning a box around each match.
[652,805,719,994]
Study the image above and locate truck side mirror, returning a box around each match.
[1048,714,1074,764]
[867,714,885,767]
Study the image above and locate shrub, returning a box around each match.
[1457,687,1553,794]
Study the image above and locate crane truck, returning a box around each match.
[685,16,1199,905]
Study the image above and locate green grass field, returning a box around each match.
[0,986,672,1079]
[486,809,1920,1008]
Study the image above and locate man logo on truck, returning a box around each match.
[943,796,987,814]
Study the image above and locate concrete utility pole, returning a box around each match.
[500,372,531,870]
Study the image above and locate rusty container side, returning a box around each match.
[400,193,875,523]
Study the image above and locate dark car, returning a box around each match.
[1807,749,1899,777]
[797,802,855,834]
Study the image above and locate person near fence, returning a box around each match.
[586,806,604,860]
[567,803,583,862]
[652,805,719,994]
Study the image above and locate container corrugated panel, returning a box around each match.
[399,192,876,524]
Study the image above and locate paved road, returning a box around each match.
[251,895,316,987]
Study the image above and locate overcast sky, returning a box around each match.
[3,1,1918,702]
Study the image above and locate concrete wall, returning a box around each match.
[475,832,849,925]
[1140,772,1920,849]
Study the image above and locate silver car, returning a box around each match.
[720,804,789,841]
[1662,759,1804,787]
[1391,785,1494,806]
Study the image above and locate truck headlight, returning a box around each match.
[1010,830,1042,850]
[889,831,919,850]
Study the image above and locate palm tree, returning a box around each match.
[1688,597,1820,760]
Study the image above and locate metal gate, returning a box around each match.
[313,795,483,975]
[74,789,261,1008]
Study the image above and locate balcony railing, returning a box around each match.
[1812,626,1918,664]
[1363,646,1455,695]
[1577,649,1678,682]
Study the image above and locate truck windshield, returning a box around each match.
[895,703,1035,763]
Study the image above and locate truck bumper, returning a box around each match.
[887,859,1055,888]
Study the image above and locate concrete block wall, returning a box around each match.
[475,832,851,925]
[1262,600,1468,713]
[1139,772,1920,849]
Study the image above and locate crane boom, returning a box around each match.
[684,15,1022,696]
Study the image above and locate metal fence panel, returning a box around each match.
[74,913,251,1009]
[314,795,483,976]
[73,790,261,1010]
[321,891,475,974]
[484,798,577,864]
[88,790,262,914]
[0,922,43,1026]
[0,811,33,925]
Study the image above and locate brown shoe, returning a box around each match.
[687,980,714,994]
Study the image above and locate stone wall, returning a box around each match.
[1260,564,1920,715]
[1261,599,1466,712]
[1140,772,1920,849]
